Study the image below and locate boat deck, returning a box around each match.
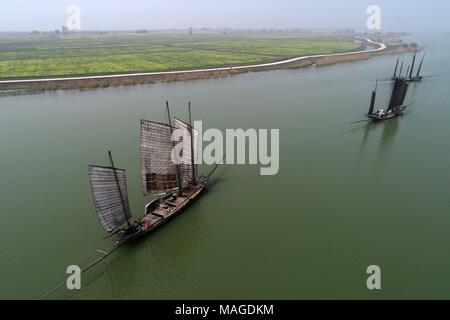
[139,185,204,230]
[141,214,163,226]
[166,196,187,206]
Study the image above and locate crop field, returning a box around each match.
[0,32,361,79]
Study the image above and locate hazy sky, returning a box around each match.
[1,0,449,32]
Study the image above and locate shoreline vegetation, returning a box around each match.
[0,31,417,93]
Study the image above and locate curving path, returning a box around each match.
[0,37,386,84]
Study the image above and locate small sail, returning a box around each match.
[89,166,131,233]
[173,118,199,185]
[140,120,178,195]
[368,80,378,115]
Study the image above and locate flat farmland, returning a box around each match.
[0,32,362,79]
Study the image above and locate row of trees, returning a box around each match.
[30,26,72,36]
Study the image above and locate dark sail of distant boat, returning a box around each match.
[351,77,414,124]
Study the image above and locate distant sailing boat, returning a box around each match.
[89,102,219,246]
[366,77,411,121]
[391,52,433,82]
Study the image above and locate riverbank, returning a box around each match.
[0,38,414,93]
[314,43,413,67]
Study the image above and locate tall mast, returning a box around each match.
[393,58,399,78]
[416,53,425,78]
[405,65,410,79]
[108,151,130,227]
[409,51,417,79]
[399,62,404,79]
[166,101,183,195]
[388,78,400,110]
[188,102,197,185]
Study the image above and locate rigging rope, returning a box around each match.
[38,245,121,300]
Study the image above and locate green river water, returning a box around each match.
[0,33,449,299]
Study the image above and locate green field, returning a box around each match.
[0,32,362,79]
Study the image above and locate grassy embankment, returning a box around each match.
[0,33,361,79]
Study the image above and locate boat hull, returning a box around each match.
[368,113,400,121]
[368,106,406,122]
[116,183,206,244]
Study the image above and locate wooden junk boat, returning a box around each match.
[39,102,221,299]
[365,77,411,121]
[391,52,429,83]
[89,102,216,246]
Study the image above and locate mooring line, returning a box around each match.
[38,246,121,300]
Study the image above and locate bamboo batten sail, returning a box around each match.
[140,120,178,195]
[388,79,400,110]
[89,166,131,233]
[395,81,408,106]
[388,79,409,110]
[173,118,199,185]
